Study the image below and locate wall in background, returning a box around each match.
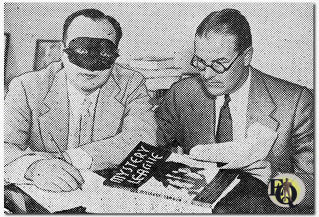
[4,2,313,88]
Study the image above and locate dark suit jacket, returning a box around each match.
[155,67,314,207]
[5,62,157,171]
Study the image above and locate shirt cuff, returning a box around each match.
[65,148,93,170]
[4,155,46,185]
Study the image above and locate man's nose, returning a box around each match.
[202,67,218,80]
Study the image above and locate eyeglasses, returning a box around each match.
[190,51,242,74]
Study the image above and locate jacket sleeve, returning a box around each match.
[154,86,182,149]
[4,77,31,151]
[4,77,56,183]
[291,87,314,208]
[79,77,157,171]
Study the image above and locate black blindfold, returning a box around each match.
[64,37,119,71]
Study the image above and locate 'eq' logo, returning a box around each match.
[268,173,305,208]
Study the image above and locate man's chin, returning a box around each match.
[206,88,227,96]
[202,83,228,96]
[79,85,101,94]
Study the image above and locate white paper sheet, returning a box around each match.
[189,122,278,169]
[17,169,214,213]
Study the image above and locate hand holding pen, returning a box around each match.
[24,134,84,192]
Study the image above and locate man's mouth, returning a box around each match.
[205,80,224,87]
[79,73,98,79]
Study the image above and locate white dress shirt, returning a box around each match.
[67,81,100,149]
[214,67,271,184]
[214,68,251,141]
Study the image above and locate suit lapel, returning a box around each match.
[92,73,123,141]
[186,78,216,148]
[246,68,279,133]
[39,69,69,151]
[194,93,216,143]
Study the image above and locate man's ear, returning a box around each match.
[243,46,253,66]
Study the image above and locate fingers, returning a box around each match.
[48,160,85,191]
[189,167,205,173]
[52,176,74,192]
[62,152,73,165]
[37,180,63,192]
[166,173,198,187]
[56,168,82,191]
[46,166,84,192]
[38,177,74,192]
[29,159,85,192]
[60,161,85,185]
[167,178,194,189]
[166,173,188,181]
[35,167,80,192]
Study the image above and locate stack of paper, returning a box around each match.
[129,57,175,70]
[17,170,213,213]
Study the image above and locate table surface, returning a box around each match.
[5,169,213,214]
[4,171,313,214]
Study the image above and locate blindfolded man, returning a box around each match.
[155,9,313,213]
[5,9,156,192]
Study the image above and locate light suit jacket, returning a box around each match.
[5,62,157,171]
[155,67,314,207]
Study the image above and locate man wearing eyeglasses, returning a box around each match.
[155,9,313,213]
[5,9,156,193]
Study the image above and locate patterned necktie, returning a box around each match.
[215,94,233,143]
[79,97,93,146]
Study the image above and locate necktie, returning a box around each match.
[215,94,233,143]
[79,97,93,146]
[194,94,237,205]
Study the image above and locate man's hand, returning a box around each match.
[24,159,84,192]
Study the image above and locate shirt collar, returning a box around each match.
[67,79,100,110]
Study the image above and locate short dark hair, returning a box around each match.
[196,9,252,52]
[62,9,122,46]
